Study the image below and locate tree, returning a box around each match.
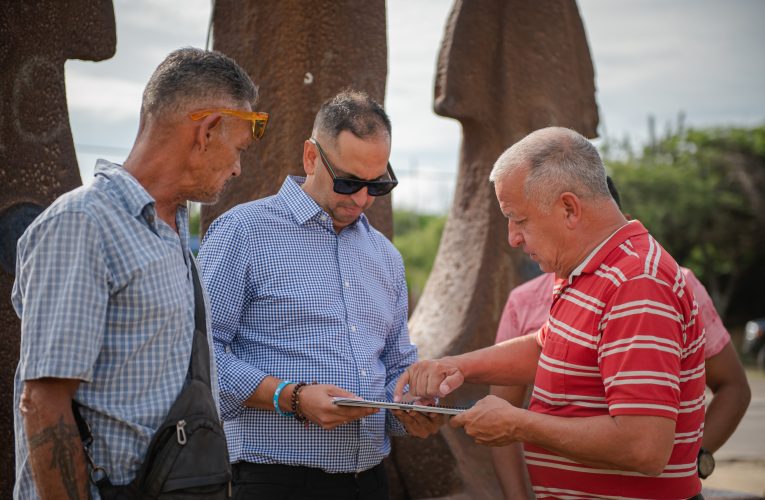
[605,123,765,320]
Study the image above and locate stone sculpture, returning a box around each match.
[0,2,116,495]
[400,1,599,497]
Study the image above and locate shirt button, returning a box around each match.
[321,215,328,221]
[360,369,367,377]
[344,281,350,288]
[350,325,357,332]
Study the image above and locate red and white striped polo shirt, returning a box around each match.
[525,220,705,500]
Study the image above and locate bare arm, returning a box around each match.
[489,385,534,500]
[20,378,89,500]
[394,334,541,400]
[703,342,751,452]
[453,395,675,476]
[242,376,378,430]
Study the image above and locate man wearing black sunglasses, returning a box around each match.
[199,89,443,500]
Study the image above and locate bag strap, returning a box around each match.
[71,399,112,489]
[188,256,212,387]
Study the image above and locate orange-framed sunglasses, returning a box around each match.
[188,108,269,140]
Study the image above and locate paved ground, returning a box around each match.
[702,369,765,499]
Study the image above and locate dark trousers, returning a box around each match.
[231,462,389,500]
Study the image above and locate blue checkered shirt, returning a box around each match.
[198,176,417,474]
[12,160,215,499]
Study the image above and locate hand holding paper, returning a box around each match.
[450,394,523,447]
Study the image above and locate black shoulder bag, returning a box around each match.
[73,260,232,499]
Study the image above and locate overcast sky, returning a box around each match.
[66,0,765,213]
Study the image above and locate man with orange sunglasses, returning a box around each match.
[13,47,264,499]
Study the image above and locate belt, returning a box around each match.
[232,461,384,488]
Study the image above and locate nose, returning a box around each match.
[507,220,523,248]
[349,186,370,206]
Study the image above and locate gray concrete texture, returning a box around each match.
[702,370,765,499]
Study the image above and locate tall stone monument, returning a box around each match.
[202,0,393,238]
[397,1,599,497]
[0,2,116,495]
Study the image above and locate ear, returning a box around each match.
[303,140,318,176]
[194,114,223,151]
[559,192,582,229]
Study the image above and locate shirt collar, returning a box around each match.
[94,159,155,217]
[568,220,648,284]
[278,176,370,231]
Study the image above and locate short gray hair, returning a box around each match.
[489,127,610,211]
[313,89,391,143]
[141,47,257,122]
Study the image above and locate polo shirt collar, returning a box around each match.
[568,220,648,284]
[94,159,155,217]
[279,176,370,231]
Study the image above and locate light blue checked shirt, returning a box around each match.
[12,160,214,499]
[198,176,417,474]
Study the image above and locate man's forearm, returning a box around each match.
[243,375,294,413]
[514,411,675,476]
[703,343,751,452]
[458,334,540,386]
[21,379,89,500]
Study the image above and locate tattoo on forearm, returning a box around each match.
[28,416,84,500]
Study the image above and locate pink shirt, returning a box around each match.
[495,268,729,358]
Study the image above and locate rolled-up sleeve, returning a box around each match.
[198,215,267,419]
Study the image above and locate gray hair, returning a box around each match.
[141,47,257,122]
[489,127,610,211]
[313,89,391,142]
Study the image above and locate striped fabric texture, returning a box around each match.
[496,269,729,358]
[12,160,206,499]
[526,221,705,499]
[198,176,416,474]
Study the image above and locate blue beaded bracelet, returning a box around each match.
[273,380,295,417]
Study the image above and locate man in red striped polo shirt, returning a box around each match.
[395,127,705,499]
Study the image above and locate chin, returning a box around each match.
[192,192,220,205]
[537,262,552,273]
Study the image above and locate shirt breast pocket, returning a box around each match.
[534,333,570,405]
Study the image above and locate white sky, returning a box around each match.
[66,0,765,214]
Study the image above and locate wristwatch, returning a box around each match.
[697,447,715,479]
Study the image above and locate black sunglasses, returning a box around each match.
[310,138,398,196]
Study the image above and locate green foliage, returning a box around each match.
[189,204,200,238]
[604,123,765,319]
[392,210,447,303]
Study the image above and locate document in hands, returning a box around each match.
[332,397,466,416]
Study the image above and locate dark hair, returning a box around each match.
[313,89,391,141]
[141,47,257,121]
[606,175,621,209]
